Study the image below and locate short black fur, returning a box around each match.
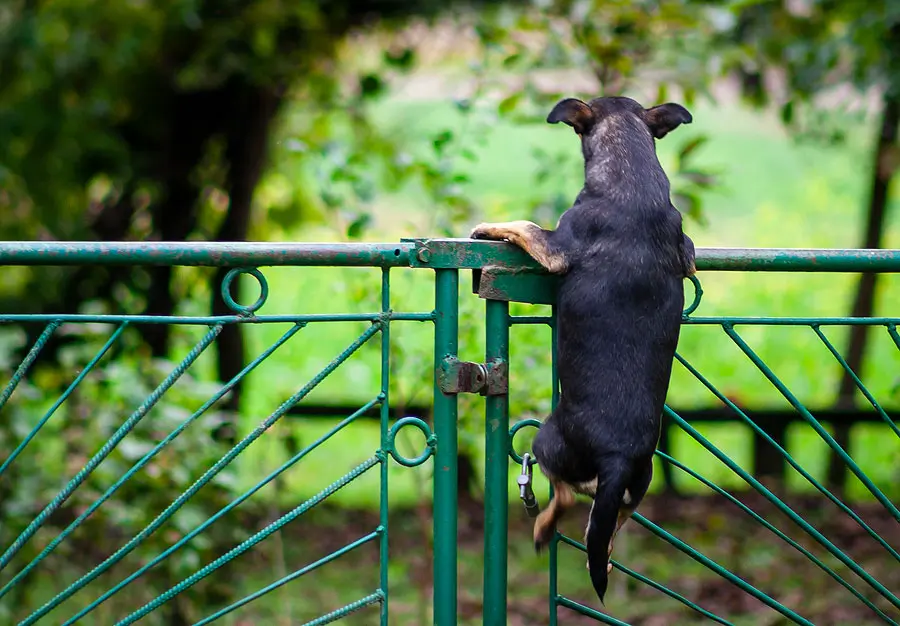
[470,95,696,605]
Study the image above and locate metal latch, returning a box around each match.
[437,356,508,396]
[517,453,540,518]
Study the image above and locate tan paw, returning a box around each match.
[533,519,555,553]
[469,223,500,240]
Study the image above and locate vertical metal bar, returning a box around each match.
[433,268,459,626]
[548,305,560,626]
[483,299,510,626]
[380,268,391,625]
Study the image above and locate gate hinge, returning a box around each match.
[437,356,508,396]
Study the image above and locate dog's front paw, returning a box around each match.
[469,223,502,241]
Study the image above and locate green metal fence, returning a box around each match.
[0,239,897,625]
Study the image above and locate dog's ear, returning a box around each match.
[546,98,595,135]
[643,103,692,139]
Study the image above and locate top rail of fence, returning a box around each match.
[0,239,899,272]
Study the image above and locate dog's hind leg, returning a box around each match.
[533,478,575,551]
[469,220,568,274]
[605,507,633,573]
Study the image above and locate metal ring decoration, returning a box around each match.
[683,274,703,318]
[221,267,269,315]
[388,417,436,467]
[508,418,542,465]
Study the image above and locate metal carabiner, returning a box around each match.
[517,452,540,517]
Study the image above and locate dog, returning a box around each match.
[470,95,696,603]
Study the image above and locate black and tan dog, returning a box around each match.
[470,95,696,603]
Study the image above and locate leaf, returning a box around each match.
[781,100,795,125]
[359,74,385,99]
[346,213,372,240]
[454,98,472,112]
[384,47,415,70]
[677,136,709,163]
[502,52,522,68]
[432,130,453,154]
[678,169,717,188]
[497,93,521,116]
[682,86,697,107]
[655,83,668,104]
[672,191,701,221]
[320,190,342,208]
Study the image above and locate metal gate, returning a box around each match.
[0,239,897,625]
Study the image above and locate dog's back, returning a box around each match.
[552,109,687,458]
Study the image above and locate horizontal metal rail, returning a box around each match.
[0,240,898,272]
[0,241,415,267]
[283,404,893,426]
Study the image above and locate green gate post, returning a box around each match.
[548,308,560,626]
[483,299,510,625]
[433,268,459,626]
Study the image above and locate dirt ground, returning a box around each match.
[268,491,900,626]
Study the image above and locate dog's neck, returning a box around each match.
[579,115,670,205]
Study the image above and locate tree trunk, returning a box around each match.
[140,89,229,356]
[828,92,900,488]
[209,83,285,443]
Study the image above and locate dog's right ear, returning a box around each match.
[643,103,692,139]
[546,98,595,135]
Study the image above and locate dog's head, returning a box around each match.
[546,95,691,153]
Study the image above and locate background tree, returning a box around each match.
[0,0,498,441]
[714,0,900,488]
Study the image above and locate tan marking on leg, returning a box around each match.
[584,498,594,570]
[574,477,598,497]
[469,220,568,274]
[579,477,599,569]
[599,508,632,574]
[533,479,575,550]
[607,507,633,561]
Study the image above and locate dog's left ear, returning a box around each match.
[643,103,692,139]
[547,98,596,135]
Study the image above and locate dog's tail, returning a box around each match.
[586,455,632,604]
